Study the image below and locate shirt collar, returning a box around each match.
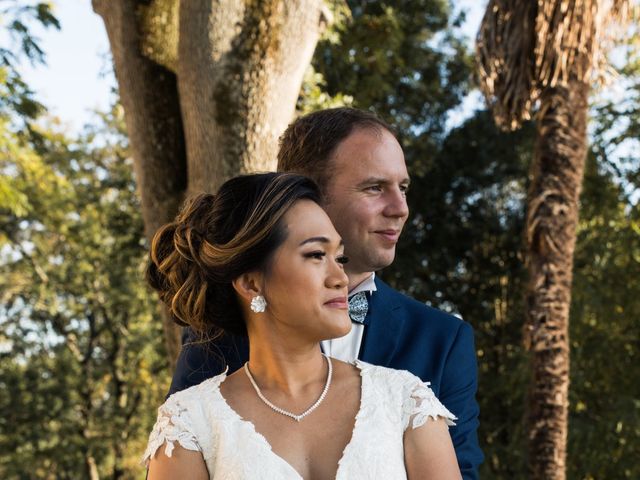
[348,272,377,297]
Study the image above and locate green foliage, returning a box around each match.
[0,119,33,217]
[0,1,60,215]
[0,1,59,128]
[296,65,354,114]
[306,0,473,143]
[0,105,168,478]
[567,152,640,479]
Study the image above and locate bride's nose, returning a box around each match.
[326,260,348,290]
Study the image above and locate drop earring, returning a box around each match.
[250,295,267,313]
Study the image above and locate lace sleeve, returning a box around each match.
[142,397,201,466]
[402,381,457,431]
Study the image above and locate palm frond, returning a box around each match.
[534,1,598,90]
[477,0,634,131]
[477,0,538,130]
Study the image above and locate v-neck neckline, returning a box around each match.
[214,359,369,479]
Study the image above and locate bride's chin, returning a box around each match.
[322,323,352,341]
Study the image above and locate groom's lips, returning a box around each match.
[374,229,400,243]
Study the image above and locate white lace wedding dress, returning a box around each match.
[143,360,456,479]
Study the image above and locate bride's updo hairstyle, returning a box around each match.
[147,173,321,339]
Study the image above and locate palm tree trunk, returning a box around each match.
[525,77,589,479]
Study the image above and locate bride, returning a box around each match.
[143,173,461,479]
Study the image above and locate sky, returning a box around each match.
[20,0,115,132]
[19,0,487,134]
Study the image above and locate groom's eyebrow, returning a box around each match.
[357,177,411,187]
[299,236,344,247]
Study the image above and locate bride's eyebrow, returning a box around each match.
[299,236,344,247]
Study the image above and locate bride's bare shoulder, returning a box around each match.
[330,357,362,384]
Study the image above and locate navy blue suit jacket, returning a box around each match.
[169,277,483,479]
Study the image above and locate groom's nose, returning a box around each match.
[383,187,409,219]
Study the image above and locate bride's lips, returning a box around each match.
[374,229,400,243]
[324,296,348,309]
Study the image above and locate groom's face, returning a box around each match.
[322,127,409,276]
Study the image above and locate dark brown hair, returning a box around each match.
[147,173,321,338]
[277,107,395,194]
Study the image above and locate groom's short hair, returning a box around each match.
[277,107,394,195]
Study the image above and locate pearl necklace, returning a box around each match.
[244,354,332,422]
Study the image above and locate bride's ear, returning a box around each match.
[232,272,263,303]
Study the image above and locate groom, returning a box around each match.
[169,108,483,478]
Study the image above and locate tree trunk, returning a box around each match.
[93,0,188,367]
[94,0,325,368]
[524,78,589,479]
[178,0,325,193]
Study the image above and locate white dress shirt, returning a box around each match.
[321,273,377,362]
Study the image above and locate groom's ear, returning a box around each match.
[231,271,263,302]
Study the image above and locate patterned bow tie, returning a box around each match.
[348,291,369,324]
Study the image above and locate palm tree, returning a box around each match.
[476,1,631,478]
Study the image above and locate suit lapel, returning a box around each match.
[358,278,404,366]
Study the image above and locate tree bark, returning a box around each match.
[93,0,186,366]
[178,0,325,193]
[524,78,589,479]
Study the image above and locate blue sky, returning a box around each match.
[20,0,486,133]
[20,0,114,132]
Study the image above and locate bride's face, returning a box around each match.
[261,199,351,341]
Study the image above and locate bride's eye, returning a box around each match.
[304,251,326,260]
[336,255,349,265]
